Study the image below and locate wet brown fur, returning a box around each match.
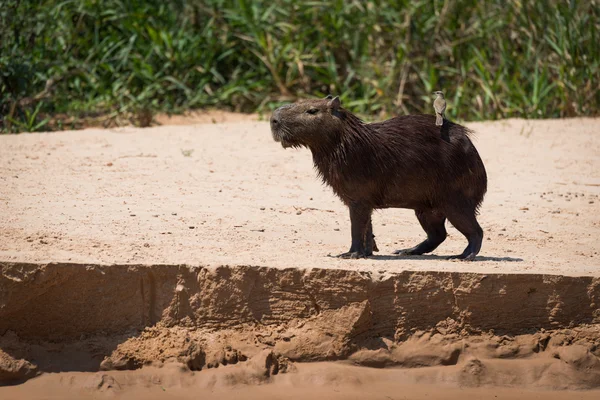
[270,97,487,260]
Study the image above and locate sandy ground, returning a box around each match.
[0,117,599,276]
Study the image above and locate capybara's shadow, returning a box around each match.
[369,254,524,262]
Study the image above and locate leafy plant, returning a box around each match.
[5,102,51,133]
[1,0,598,133]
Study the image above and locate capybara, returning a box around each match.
[270,96,487,260]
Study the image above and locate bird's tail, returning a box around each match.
[435,114,443,126]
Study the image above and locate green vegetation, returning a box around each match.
[1,0,598,133]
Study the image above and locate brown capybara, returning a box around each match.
[270,96,487,261]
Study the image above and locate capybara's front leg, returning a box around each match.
[337,204,372,259]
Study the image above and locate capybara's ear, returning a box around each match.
[328,96,341,111]
[325,94,333,100]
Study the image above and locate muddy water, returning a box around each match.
[3,362,600,400]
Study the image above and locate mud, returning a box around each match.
[2,263,599,341]
[3,363,600,400]
[1,262,600,392]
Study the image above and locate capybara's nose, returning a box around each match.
[270,110,280,127]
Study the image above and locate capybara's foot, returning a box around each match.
[337,251,367,259]
[447,252,476,261]
[393,247,423,256]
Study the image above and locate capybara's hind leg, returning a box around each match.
[446,208,483,261]
[394,209,447,255]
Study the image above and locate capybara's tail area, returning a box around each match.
[450,124,487,215]
[472,148,488,215]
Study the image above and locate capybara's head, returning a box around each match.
[270,96,345,149]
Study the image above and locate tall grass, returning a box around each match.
[1,0,598,132]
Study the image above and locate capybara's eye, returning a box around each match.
[306,108,319,115]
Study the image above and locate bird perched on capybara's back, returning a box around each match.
[270,96,487,260]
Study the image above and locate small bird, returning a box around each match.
[433,91,446,126]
